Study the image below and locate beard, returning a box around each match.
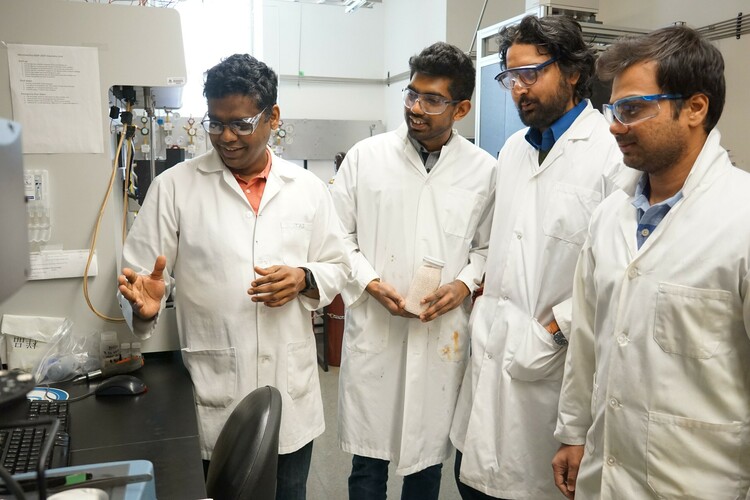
[617,123,686,174]
[516,79,574,130]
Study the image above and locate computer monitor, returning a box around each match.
[0,118,30,303]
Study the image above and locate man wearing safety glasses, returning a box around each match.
[330,42,496,499]
[450,15,631,500]
[118,54,350,499]
[553,25,750,500]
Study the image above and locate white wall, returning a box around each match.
[598,1,750,170]
[445,0,525,139]
[264,1,385,123]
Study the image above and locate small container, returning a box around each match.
[100,331,120,365]
[120,343,131,360]
[404,256,445,315]
[131,342,142,358]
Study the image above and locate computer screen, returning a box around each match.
[0,117,30,303]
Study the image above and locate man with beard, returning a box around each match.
[552,26,750,499]
[329,42,496,499]
[449,15,632,499]
[118,54,350,499]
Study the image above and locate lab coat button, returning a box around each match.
[627,267,638,279]
[609,398,619,408]
[486,352,493,360]
[616,334,628,345]
[260,355,271,363]
[503,296,509,301]
[606,456,616,466]
[246,211,253,218]
[516,232,522,240]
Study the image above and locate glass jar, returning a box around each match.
[404,256,445,315]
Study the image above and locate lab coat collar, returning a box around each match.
[534,101,598,171]
[617,128,728,198]
[396,123,459,175]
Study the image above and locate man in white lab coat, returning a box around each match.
[117,54,349,500]
[552,26,750,499]
[449,16,629,499]
[330,42,496,499]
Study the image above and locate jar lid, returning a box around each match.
[422,256,445,268]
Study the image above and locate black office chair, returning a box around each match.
[206,385,282,500]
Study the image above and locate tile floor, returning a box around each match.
[307,365,462,500]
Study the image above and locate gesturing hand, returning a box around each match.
[118,255,167,320]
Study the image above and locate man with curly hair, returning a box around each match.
[449,15,631,499]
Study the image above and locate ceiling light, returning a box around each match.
[344,0,368,13]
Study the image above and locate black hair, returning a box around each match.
[597,25,725,133]
[498,15,596,102]
[408,42,475,101]
[203,54,278,117]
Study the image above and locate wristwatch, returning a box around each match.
[546,319,569,347]
[300,267,317,293]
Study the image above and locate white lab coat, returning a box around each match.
[450,102,633,498]
[556,129,750,499]
[120,148,350,458]
[330,124,496,475]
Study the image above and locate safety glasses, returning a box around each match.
[602,94,683,126]
[495,57,559,90]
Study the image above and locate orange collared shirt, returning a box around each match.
[233,148,272,214]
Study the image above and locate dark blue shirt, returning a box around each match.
[525,99,587,152]
[631,174,683,249]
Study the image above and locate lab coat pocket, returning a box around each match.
[439,187,484,239]
[281,221,313,267]
[506,319,566,381]
[542,183,601,245]
[344,295,389,354]
[435,311,468,363]
[287,338,317,400]
[181,347,237,408]
[646,411,742,499]
[653,283,731,358]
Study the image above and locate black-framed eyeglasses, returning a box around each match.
[602,94,683,126]
[402,88,461,115]
[495,57,559,90]
[201,108,267,136]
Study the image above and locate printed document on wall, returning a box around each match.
[6,44,103,154]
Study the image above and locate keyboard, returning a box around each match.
[0,401,70,474]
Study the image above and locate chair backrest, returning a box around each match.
[206,385,282,500]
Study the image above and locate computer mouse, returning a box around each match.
[94,374,147,397]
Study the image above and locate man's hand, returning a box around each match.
[118,255,167,320]
[248,265,306,307]
[365,279,416,318]
[552,444,585,499]
[419,280,470,322]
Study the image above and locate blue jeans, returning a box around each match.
[348,454,442,500]
[276,440,314,500]
[203,440,314,500]
[453,450,507,500]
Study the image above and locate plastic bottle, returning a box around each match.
[100,331,120,365]
[404,256,445,315]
